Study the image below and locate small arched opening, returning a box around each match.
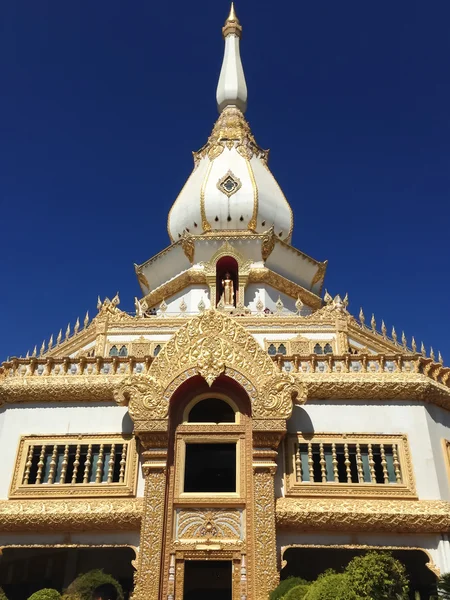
[187,397,236,424]
[216,256,238,308]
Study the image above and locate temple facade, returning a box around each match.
[1,5,450,600]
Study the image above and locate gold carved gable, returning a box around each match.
[114,310,306,425]
[202,242,252,277]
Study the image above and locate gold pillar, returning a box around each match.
[133,442,168,600]
[252,432,284,600]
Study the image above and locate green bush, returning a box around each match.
[0,588,7,600]
[437,572,450,599]
[63,570,123,600]
[345,551,409,599]
[284,583,311,600]
[28,590,61,600]
[270,577,309,600]
[304,571,356,600]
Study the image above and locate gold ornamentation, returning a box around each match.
[200,160,213,232]
[253,467,279,599]
[181,232,195,264]
[114,374,167,420]
[0,498,142,531]
[222,3,242,38]
[10,434,137,499]
[175,509,243,541]
[276,497,450,533]
[258,374,305,419]
[261,227,276,261]
[193,107,268,167]
[248,269,322,309]
[133,456,167,600]
[217,170,242,198]
[284,433,415,498]
[135,265,150,292]
[245,159,258,231]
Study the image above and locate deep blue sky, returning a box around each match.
[1,1,449,361]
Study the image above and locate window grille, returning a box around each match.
[10,434,137,498]
[286,434,415,498]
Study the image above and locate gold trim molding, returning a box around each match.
[276,497,450,533]
[0,498,143,532]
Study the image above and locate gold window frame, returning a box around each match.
[10,433,138,499]
[174,431,245,502]
[285,433,416,499]
[264,339,336,355]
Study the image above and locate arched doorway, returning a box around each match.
[163,375,252,600]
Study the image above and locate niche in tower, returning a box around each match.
[216,256,238,308]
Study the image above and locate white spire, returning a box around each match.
[216,3,248,114]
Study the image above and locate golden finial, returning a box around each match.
[39,341,45,357]
[56,329,62,346]
[401,331,407,350]
[430,347,435,361]
[84,311,89,329]
[32,345,37,358]
[65,323,70,341]
[343,292,349,308]
[421,341,426,357]
[97,296,102,310]
[439,351,443,364]
[48,334,53,351]
[324,290,333,305]
[223,3,242,38]
[411,337,417,353]
[74,317,80,335]
[391,326,397,344]
[371,314,376,333]
[381,320,387,338]
[359,307,365,326]
[25,350,29,359]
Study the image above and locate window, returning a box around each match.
[10,435,137,498]
[188,398,235,423]
[153,344,161,357]
[184,443,236,493]
[286,434,415,498]
[109,346,118,357]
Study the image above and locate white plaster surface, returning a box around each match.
[283,401,446,501]
[0,403,144,499]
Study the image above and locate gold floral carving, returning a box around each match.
[253,468,279,600]
[246,159,258,231]
[134,310,301,420]
[276,497,450,533]
[175,509,243,541]
[133,458,167,600]
[260,374,305,420]
[261,227,276,261]
[114,374,167,420]
[193,106,268,167]
[181,232,195,264]
[0,498,142,531]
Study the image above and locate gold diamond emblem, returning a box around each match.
[217,171,242,197]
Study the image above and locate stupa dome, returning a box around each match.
[167,5,293,243]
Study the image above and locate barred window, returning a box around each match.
[10,435,137,498]
[286,434,415,498]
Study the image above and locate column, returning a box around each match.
[133,444,168,600]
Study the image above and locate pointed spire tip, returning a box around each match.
[223,2,242,38]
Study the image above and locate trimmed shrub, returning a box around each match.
[0,588,7,600]
[345,551,409,599]
[304,571,356,600]
[270,577,309,600]
[63,570,123,600]
[28,590,61,600]
[437,572,450,599]
[284,583,311,600]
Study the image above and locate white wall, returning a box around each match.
[0,403,145,499]
[279,401,441,500]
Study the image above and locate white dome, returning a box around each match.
[167,107,293,242]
